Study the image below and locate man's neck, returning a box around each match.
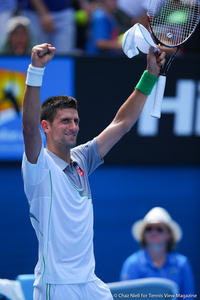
[46,144,71,165]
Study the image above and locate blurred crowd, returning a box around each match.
[0,0,199,56]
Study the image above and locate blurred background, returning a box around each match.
[0,0,200,297]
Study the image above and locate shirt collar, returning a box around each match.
[45,149,78,171]
[141,248,174,267]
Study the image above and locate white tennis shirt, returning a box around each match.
[22,138,103,285]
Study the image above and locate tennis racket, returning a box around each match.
[147,0,200,118]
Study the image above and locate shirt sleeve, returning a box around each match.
[71,137,104,176]
[179,257,195,295]
[120,253,142,281]
[22,145,50,185]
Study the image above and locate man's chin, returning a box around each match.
[70,144,76,149]
[65,135,78,148]
[69,140,77,149]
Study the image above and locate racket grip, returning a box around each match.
[151,75,166,119]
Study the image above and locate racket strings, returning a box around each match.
[148,0,199,46]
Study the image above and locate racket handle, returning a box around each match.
[151,75,166,119]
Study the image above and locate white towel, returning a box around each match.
[122,23,158,58]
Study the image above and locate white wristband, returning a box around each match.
[25,64,45,87]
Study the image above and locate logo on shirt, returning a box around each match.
[77,167,84,177]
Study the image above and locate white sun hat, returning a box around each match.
[132,207,182,243]
[6,16,30,35]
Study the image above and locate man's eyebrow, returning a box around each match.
[61,117,80,121]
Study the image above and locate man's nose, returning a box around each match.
[69,120,78,130]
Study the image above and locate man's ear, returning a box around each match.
[41,120,50,133]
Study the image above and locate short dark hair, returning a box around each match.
[40,95,78,123]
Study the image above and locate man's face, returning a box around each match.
[45,108,80,149]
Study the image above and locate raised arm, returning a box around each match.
[22,43,55,164]
[97,46,166,158]
[29,0,55,32]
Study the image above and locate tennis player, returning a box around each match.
[21,43,165,300]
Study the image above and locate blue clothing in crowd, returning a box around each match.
[86,8,120,55]
[120,249,195,296]
[0,0,17,12]
[19,0,75,54]
[20,0,72,11]
[0,0,18,48]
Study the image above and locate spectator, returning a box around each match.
[0,0,18,49]
[0,16,34,55]
[73,0,98,52]
[86,0,122,55]
[19,0,76,55]
[120,207,195,296]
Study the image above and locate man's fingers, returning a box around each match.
[160,58,166,68]
[157,56,166,69]
[31,43,56,68]
[157,51,166,61]
[37,46,50,57]
[32,43,55,57]
[48,46,56,53]
[149,46,156,54]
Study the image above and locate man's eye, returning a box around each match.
[75,119,80,125]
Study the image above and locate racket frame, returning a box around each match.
[147,1,200,118]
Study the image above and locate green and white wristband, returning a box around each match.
[26,64,45,87]
[136,70,158,95]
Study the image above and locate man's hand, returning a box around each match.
[41,13,55,32]
[147,46,166,76]
[31,43,56,68]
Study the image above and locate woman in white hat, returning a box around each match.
[120,207,195,295]
[0,16,34,55]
